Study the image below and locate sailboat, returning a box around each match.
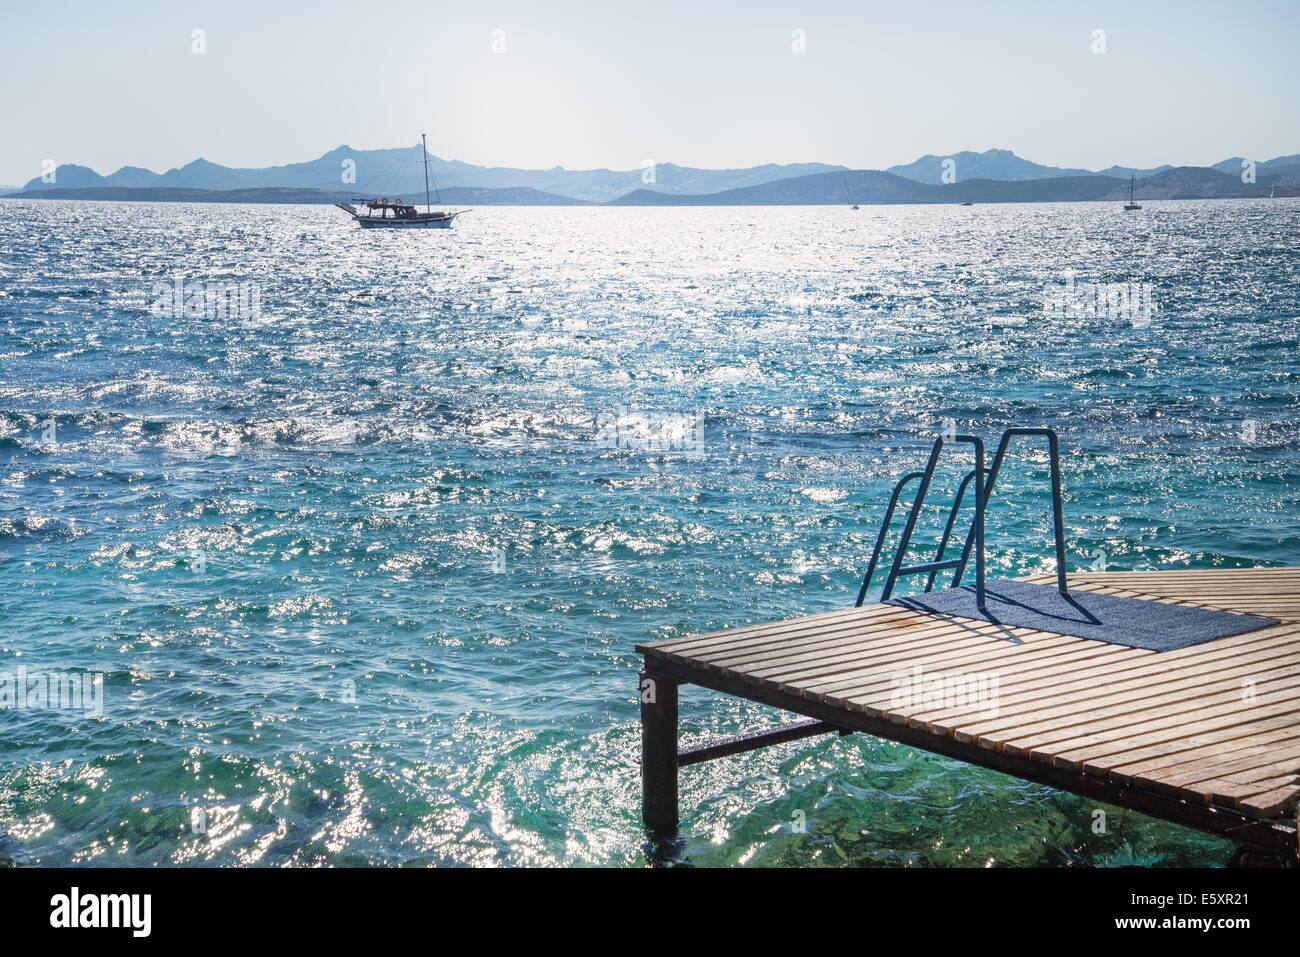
[1123,175,1141,211]
[335,134,468,229]
[842,176,859,210]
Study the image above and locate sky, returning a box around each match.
[1,0,1297,185]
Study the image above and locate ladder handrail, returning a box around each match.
[856,435,987,612]
[952,427,1069,596]
[878,439,945,601]
[855,470,926,607]
[856,427,1066,615]
[925,466,982,591]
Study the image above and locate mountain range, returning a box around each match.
[610,165,1300,205]
[7,148,1299,206]
[13,146,845,204]
[884,149,1173,184]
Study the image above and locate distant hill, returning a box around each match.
[606,163,1299,205]
[1,185,589,206]
[1097,166,1246,200]
[933,175,1129,203]
[1258,164,1300,187]
[1210,153,1300,174]
[104,166,160,188]
[440,160,847,202]
[152,158,258,191]
[885,147,1300,185]
[609,169,1127,205]
[1093,163,1175,179]
[886,148,1168,185]
[24,163,106,190]
[428,187,591,206]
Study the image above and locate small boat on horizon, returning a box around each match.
[335,134,468,229]
[842,176,859,210]
[1124,174,1141,211]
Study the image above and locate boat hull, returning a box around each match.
[356,214,457,229]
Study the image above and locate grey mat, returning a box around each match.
[887,579,1279,651]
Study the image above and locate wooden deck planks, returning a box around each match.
[637,567,1300,828]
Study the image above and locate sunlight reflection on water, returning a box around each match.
[0,198,1297,866]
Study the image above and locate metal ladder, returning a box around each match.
[855,427,1070,613]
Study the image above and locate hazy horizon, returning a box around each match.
[2,0,1298,185]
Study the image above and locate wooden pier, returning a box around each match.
[638,567,1300,860]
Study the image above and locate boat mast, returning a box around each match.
[422,133,432,213]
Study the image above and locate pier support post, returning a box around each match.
[640,669,678,840]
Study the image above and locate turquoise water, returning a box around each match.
[1,199,1297,866]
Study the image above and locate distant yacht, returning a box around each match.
[1124,174,1142,211]
[960,200,974,206]
[842,176,859,210]
[335,134,467,229]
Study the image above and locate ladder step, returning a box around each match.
[896,559,964,576]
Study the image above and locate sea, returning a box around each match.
[1,198,1297,866]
